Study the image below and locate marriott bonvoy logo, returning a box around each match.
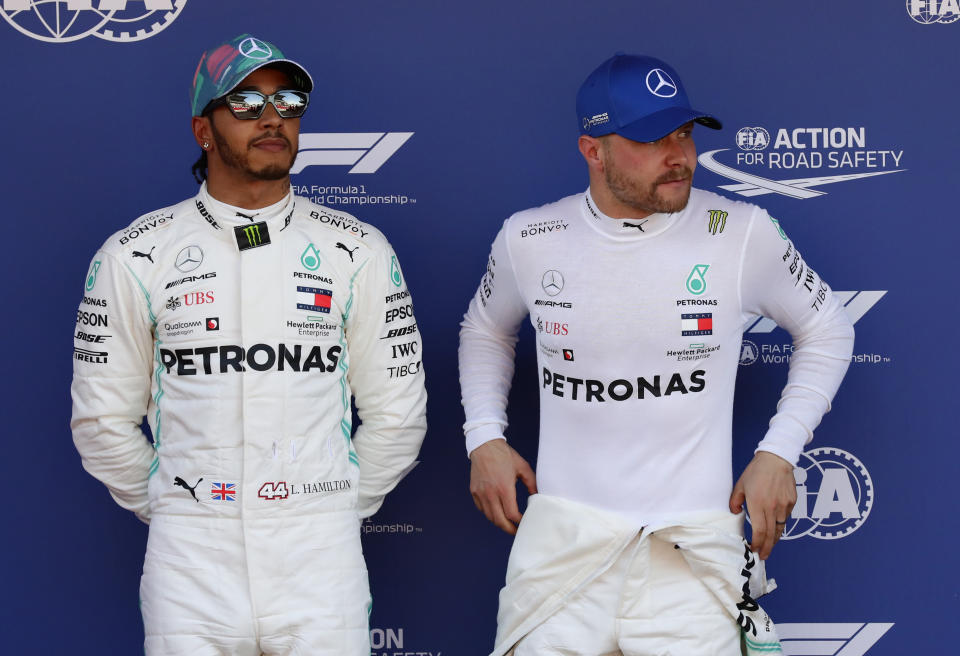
[698,126,906,199]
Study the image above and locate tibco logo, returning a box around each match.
[778,623,893,656]
[292,133,413,174]
[0,0,188,43]
[906,0,959,24]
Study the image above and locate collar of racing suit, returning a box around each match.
[197,181,296,234]
[580,187,680,241]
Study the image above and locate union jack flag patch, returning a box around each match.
[211,482,236,501]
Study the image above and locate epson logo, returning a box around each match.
[76,310,108,327]
[292,133,413,174]
[159,343,342,375]
[166,272,217,289]
[385,304,414,323]
[543,367,705,402]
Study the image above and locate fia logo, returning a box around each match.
[292,132,413,174]
[747,447,873,541]
[906,0,960,24]
[0,0,188,43]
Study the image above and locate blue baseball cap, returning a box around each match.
[191,34,313,117]
[577,54,721,143]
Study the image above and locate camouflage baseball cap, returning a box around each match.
[191,34,314,117]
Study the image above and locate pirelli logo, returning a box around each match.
[708,209,727,235]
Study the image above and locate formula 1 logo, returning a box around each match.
[906,0,960,24]
[1,0,188,43]
[779,623,893,655]
[746,291,886,334]
[292,132,414,174]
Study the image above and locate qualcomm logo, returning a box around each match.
[0,0,187,43]
[746,447,874,541]
[746,290,886,334]
[778,623,893,655]
[699,125,905,199]
[292,132,413,175]
[906,0,960,23]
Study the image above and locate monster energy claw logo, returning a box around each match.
[390,255,402,287]
[686,264,709,295]
[85,260,101,291]
[234,221,271,252]
[707,210,727,235]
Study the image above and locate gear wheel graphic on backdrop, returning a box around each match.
[0,0,187,43]
[745,446,874,541]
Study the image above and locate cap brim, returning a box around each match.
[614,106,722,143]
[224,59,314,95]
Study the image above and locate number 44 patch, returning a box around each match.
[258,482,289,500]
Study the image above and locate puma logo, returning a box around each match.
[174,476,202,502]
[623,221,648,232]
[336,242,359,261]
[132,246,156,263]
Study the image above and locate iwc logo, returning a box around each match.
[0,0,188,43]
[748,447,874,541]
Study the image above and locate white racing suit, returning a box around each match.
[71,184,426,655]
[495,495,781,656]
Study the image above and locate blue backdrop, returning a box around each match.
[2,1,956,654]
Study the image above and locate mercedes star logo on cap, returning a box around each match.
[646,68,678,98]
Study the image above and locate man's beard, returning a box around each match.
[603,153,693,215]
[211,123,295,181]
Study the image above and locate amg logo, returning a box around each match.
[166,272,217,289]
[534,300,573,308]
[543,367,705,402]
[160,343,342,375]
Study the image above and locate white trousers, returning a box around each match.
[513,530,741,656]
[140,513,371,656]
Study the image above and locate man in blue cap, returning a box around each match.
[71,34,427,655]
[459,54,855,654]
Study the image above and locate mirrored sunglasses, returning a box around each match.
[215,90,310,120]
